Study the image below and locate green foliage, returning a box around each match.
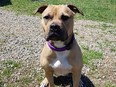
[105,82,116,87]
[82,46,103,64]
[0,60,21,77]
[2,0,115,23]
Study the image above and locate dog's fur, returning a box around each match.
[36,5,83,87]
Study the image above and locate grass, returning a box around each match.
[1,0,115,23]
[0,60,44,87]
[81,45,103,64]
[0,60,21,87]
[0,60,21,77]
[105,82,116,87]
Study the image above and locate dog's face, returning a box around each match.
[36,5,83,41]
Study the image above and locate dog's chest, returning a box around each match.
[49,51,72,76]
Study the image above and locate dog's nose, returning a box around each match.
[50,24,60,32]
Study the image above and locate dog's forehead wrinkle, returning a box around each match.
[42,10,52,16]
[42,6,54,16]
[43,5,72,17]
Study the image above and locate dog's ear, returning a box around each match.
[34,5,48,14]
[67,5,84,16]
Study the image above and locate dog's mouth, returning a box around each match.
[46,31,68,41]
[46,32,59,41]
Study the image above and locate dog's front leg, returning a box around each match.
[72,69,82,87]
[45,69,54,87]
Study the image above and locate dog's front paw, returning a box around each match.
[40,78,49,87]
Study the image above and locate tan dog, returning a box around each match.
[36,5,83,87]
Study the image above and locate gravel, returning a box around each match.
[0,8,116,87]
[0,9,44,61]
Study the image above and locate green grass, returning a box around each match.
[0,60,21,77]
[0,60,21,87]
[0,60,43,87]
[1,0,116,23]
[81,45,103,64]
[105,82,116,87]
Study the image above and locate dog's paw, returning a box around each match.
[40,78,49,87]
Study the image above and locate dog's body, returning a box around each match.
[36,5,83,87]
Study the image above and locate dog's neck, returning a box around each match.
[47,34,74,51]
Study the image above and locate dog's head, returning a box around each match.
[35,5,83,41]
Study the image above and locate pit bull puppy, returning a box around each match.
[36,5,84,87]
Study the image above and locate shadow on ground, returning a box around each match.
[0,82,4,87]
[48,74,95,87]
[0,0,12,6]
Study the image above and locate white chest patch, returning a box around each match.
[49,51,72,76]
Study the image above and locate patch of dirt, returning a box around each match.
[0,9,116,87]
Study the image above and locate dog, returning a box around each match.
[35,5,84,87]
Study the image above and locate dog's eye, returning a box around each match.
[61,15,70,21]
[43,15,51,20]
